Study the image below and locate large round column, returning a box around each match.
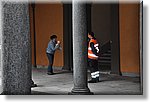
[70,1,93,95]
[2,3,31,95]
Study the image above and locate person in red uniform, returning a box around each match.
[88,32,100,83]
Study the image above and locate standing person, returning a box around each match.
[88,32,100,83]
[46,35,61,75]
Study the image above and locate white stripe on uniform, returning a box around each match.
[91,71,100,76]
[88,53,98,58]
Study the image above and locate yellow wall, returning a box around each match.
[29,3,141,74]
[29,4,64,67]
[119,4,140,74]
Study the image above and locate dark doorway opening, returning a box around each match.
[63,4,73,71]
[90,3,121,74]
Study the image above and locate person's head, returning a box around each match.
[88,32,94,39]
[50,35,57,42]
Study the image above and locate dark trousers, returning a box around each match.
[88,59,98,73]
[88,59,99,79]
[46,53,54,73]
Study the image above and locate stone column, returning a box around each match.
[2,3,31,95]
[70,1,93,95]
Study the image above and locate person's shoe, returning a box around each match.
[31,84,37,88]
[47,72,54,75]
[88,79,97,83]
[96,77,100,82]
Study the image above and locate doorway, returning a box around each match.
[90,3,120,74]
[63,4,73,71]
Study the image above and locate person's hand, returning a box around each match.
[57,41,61,44]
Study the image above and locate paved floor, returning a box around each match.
[31,68,142,95]
[0,45,142,95]
[0,68,142,95]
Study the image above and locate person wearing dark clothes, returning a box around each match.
[46,35,61,75]
[88,32,100,83]
[31,79,37,88]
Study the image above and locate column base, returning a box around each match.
[68,91,94,95]
[68,88,94,95]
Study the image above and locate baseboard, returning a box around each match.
[32,65,63,70]
[121,72,140,77]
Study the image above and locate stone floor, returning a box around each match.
[0,67,142,95]
[0,45,143,95]
[31,68,142,95]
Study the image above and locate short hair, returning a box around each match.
[88,32,94,37]
[50,35,57,40]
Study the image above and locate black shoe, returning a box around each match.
[96,77,100,82]
[47,72,54,75]
[31,84,37,88]
[88,77,100,83]
[88,79,97,83]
